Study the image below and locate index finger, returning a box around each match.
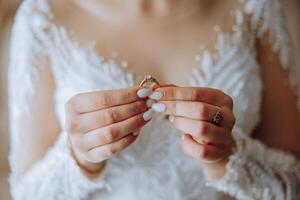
[67,86,150,113]
[150,86,228,107]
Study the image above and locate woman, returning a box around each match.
[8,0,300,199]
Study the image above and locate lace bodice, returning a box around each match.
[8,0,300,200]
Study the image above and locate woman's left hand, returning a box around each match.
[149,85,236,181]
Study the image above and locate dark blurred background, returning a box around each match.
[0,0,299,199]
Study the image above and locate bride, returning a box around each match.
[8,0,300,199]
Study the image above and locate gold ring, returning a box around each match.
[212,106,223,126]
[139,75,160,88]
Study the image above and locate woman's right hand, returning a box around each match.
[65,86,153,175]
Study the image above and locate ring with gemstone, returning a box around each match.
[139,75,160,88]
[212,106,223,126]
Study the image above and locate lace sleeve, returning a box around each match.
[205,127,300,200]
[8,1,109,199]
[245,0,300,108]
[205,0,300,199]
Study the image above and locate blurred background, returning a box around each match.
[0,1,299,200]
[1,1,21,199]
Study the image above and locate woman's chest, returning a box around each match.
[51,0,239,86]
[56,17,225,86]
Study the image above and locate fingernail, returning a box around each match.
[149,91,163,100]
[146,99,154,108]
[168,115,174,122]
[151,103,166,113]
[137,88,151,98]
[143,109,153,121]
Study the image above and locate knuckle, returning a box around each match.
[103,127,116,143]
[104,110,118,124]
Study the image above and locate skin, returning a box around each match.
[65,87,151,174]
[149,85,236,180]
[13,0,300,185]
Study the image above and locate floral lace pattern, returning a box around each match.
[8,0,300,199]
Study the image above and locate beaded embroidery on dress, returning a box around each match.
[8,0,300,199]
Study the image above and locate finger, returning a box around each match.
[76,100,148,133]
[172,117,229,146]
[157,83,178,88]
[152,101,217,121]
[67,86,151,113]
[154,102,235,129]
[149,86,233,108]
[181,134,225,162]
[83,112,149,150]
[147,83,178,92]
[86,134,137,163]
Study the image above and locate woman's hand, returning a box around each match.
[149,85,236,180]
[65,86,153,176]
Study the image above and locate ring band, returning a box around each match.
[212,106,223,126]
[139,75,160,87]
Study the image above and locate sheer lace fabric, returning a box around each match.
[8,0,300,199]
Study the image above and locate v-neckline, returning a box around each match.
[45,0,247,88]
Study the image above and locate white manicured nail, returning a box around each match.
[146,99,154,108]
[152,103,166,113]
[149,91,163,100]
[143,109,153,121]
[168,115,174,122]
[137,88,151,98]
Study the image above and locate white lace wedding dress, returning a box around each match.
[8,0,300,199]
